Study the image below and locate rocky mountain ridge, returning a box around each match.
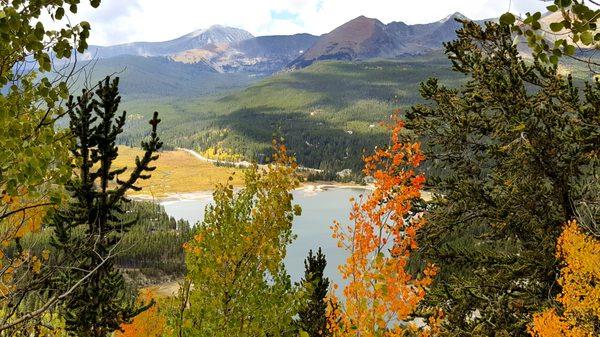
[85,25,254,59]
[86,12,492,74]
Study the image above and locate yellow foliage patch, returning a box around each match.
[529,220,600,336]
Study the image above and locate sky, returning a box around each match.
[65,0,550,46]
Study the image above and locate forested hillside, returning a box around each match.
[74,55,259,98]
[117,53,462,175]
[17,201,192,283]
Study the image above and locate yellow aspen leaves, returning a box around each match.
[529,220,600,337]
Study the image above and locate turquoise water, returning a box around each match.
[160,188,369,286]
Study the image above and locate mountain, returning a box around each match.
[85,25,254,59]
[171,33,319,74]
[289,13,468,69]
[289,16,398,69]
[81,12,488,73]
[75,55,258,98]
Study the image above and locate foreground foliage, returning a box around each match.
[327,118,438,337]
[529,220,600,337]
[47,77,162,336]
[171,143,303,337]
[116,290,166,337]
[0,0,102,333]
[297,248,331,337]
[407,19,599,335]
[502,0,599,72]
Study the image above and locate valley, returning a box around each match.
[71,13,485,179]
[109,54,461,178]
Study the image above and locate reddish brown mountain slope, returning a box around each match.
[290,16,400,68]
[289,14,470,69]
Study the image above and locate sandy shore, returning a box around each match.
[129,191,214,202]
[299,181,373,191]
[129,182,436,203]
[129,181,373,202]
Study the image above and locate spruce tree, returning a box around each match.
[48,76,162,337]
[297,248,330,337]
[406,20,599,335]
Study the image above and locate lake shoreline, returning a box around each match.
[129,181,373,202]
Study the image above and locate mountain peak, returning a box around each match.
[289,15,391,68]
[440,12,468,22]
[90,25,253,59]
[347,15,382,25]
[184,25,253,40]
[352,15,369,21]
[185,28,207,38]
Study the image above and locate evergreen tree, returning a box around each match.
[48,76,162,337]
[406,20,599,335]
[297,248,330,337]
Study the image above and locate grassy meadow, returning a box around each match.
[113,146,244,196]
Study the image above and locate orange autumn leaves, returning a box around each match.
[328,117,438,337]
[116,290,165,337]
[529,220,600,337]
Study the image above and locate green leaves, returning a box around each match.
[55,7,65,20]
[180,146,302,337]
[557,0,572,7]
[0,1,106,331]
[407,18,600,335]
[499,12,516,26]
[550,22,564,32]
[564,44,576,56]
[515,0,599,72]
[580,31,593,45]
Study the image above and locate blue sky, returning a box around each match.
[66,0,550,46]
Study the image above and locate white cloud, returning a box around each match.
[63,0,549,46]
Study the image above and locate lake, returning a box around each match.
[160,187,369,286]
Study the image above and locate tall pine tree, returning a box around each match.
[406,20,599,335]
[297,248,330,337]
[48,77,162,337]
